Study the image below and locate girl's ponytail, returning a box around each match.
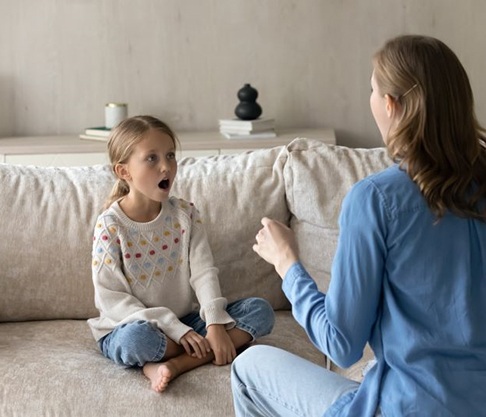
[103,178,130,210]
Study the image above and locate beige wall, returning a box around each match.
[0,0,485,147]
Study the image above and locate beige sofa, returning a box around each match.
[0,138,392,417]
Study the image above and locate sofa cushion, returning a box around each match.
[172,147,290,310]
[0,164,114,322]
[284,139,392,292]
[0,145,290,322]
[0,312,325,416]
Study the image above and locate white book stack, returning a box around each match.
[79,127,112,142]
[218,118,276,139]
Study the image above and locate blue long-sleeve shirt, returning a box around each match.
[283,164,486,417]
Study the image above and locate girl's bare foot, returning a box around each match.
[142,328,252,392]
[143,361,179,393]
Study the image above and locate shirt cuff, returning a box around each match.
[201,298,236,329]
[282,261,306,297]
[165,321,193,344]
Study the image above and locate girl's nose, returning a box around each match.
[159,161,170,173]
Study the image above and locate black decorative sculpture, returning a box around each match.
[234,84,262,120]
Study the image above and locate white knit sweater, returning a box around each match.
[87,197,234,343]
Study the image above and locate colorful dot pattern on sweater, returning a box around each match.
[92,198,201,290]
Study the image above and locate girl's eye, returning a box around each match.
[167,152,176,160]
[147,154,158,163]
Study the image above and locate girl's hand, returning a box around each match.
[180,330,211,358]
[253,217,299,279]
[206,324,236,365]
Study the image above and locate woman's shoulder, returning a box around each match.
[366,163,406,182]
[355,164,414,194]
[349,164,426,218]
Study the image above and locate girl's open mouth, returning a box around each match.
[158,179,170,190]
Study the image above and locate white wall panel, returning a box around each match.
[0,0,485,147]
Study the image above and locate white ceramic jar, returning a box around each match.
[105,103,128,129]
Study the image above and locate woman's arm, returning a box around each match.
[253,180,387,368]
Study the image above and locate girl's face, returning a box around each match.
[117,128,177,206]
[370,70,394,144]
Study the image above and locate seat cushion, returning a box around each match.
[0,312,327,417]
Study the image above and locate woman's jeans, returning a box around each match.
[231,345,382,417]
[99,297,275,367]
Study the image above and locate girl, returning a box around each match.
[231,35,486,416]
[88,115,274,393]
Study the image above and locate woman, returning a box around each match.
[231,35,486,416]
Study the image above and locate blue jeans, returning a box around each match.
[231,345,382,417]
[99,297,275,367]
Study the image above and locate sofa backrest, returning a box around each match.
[0,164,114,321]
[0,146,290,322]
[173,147,290,310]
[284,139,393,292]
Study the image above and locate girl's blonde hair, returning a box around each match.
[103,115,178,210]
[373,35,486,221]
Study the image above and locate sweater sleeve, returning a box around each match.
[187,208,235,329]
[283,179,386,368]
[90,216,192,343]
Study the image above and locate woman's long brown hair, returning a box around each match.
[373,35,486,221]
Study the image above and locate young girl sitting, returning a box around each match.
[88,115,274,393]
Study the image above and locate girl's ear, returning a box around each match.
[114,163,130,181]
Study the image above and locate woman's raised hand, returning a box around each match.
[252,217,299,279]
